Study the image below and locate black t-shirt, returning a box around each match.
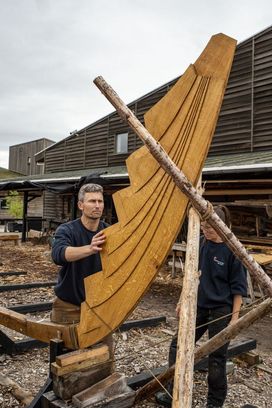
[51,218,108,305]
[197,237,247,308]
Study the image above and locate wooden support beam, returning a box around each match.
[29,378,53,408]
[8,302,53,314]
[134,298,272,403]
[0,329,47,354]
[119,316,166,331]
[0,307,78,349]
[0,271,27,276]
[94,76,272,298]
[0,281,56,292]
[172,181,201,408]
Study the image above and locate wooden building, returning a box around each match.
[9,137,55,176]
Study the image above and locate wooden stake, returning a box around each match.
[134,298,272,403]
[93,76,272,298]
[172,180,201,408]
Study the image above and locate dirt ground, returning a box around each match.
[0,242,271,408]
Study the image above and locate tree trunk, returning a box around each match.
[0,373,34,406]
[172,181,201,408]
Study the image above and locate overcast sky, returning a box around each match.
[0,0,272,168]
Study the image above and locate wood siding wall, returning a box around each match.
[211,29,272,154]
[9,139,54,176]
[43,191,70,221]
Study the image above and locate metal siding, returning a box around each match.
[211,27,272,156]
[9,139,54,175]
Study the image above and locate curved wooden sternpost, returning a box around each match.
[78,34,237,348]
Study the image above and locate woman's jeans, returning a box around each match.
[169,305,232,407]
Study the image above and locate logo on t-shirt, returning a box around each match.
[213,256,224,266]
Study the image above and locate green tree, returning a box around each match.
[6,191,23,218]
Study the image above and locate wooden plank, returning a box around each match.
[8,302,52,314]
[72,373,135,408]
[0,234,19,240]
[244,244,272,254]
[56,345,109,368]
[51,345,110,375]
[252,253,272,265]
[0,271,27,276]
[0,281,56,292]
[120,316,166,331]
[51,356,110,377]
[0,328,47,354]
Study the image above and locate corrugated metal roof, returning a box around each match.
[0,166,128,184]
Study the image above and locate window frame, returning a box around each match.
[115,132,128,154]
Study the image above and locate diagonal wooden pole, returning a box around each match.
[93,76,272,298]
[172,179,201,408]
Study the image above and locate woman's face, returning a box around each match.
[201,222,222,243]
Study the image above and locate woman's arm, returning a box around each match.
[229,294,243,325]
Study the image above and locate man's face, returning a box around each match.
[78,192,104,220]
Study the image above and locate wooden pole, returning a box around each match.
[135,298,272,403]
[93,76,272,298]
[172,180,201,408]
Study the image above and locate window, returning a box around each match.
[0,199,9,209]
[115,133,128,154]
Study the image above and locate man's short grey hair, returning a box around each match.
[78,183,103,202]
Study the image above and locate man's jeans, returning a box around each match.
[169,305,232,407]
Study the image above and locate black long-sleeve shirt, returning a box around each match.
[197,238,247,309]
[51,218,108,306]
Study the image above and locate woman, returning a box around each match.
[157,206,247,408]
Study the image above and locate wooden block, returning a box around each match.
[239,351,260,366]
[56,345,109,367]
[72,372,135,408]
[53,360,113,401]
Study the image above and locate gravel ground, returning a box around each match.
[0,242,271,407]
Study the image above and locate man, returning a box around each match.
[51,183,108,324]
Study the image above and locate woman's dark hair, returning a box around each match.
[214,205,231,228]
